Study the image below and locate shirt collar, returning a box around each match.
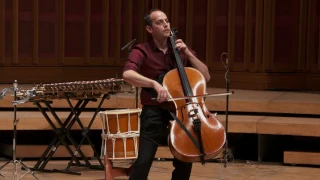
[149,40,159,51]
[148,39,173,52]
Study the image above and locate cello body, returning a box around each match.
[163,63,226,162]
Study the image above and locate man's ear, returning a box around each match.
[146,25,152,33]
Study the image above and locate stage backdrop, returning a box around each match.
[0,0,319,90]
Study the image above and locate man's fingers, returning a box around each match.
[157,91,163,102]
[157,90,169,103]
[175,42,186,52]
[175,39,183,44]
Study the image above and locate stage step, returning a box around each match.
[0,144,94,158]
[257,117,320,137]
[0,111,100,130]
[284,151,320,165]
[1,111,320,137]
[0,111,259,133]
[1,86,320,115]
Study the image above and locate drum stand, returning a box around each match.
[0,80,39,180]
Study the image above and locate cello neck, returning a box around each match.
[169,29,193,97]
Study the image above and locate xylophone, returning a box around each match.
[14,78,134,104]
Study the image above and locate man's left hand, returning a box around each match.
[175,39,192,57]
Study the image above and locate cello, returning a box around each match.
[163,28,226,164]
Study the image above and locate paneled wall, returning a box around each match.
[0,0,319,90]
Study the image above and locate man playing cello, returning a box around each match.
[122,8,210,180]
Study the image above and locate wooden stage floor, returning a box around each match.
[0,160,319,180]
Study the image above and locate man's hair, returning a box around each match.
[144,8,162,26]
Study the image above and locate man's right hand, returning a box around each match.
[123,70,171,103]
[152,81,169,103]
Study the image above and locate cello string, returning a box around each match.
[169,29,193,97]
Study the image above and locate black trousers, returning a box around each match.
[129,105,192,180]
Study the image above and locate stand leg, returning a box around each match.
[31,101,83,172]
[0,160,39,180]
[16,160,39,180]
[32,101,81,171]
[39,99,90,175]
[66,95,108,172]
[0,161,10,177]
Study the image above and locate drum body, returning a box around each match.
[100,109,141,160]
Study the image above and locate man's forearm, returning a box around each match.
[187,52,211,82]
[123,70,156,88]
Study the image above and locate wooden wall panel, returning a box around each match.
[235,0,245,62]
[171,0,179,28]
[306,0,320,73]
[185,0,193,47]
[90,0,103,60]
[192,0,206,63]
[59,0,64,65]
[253,0,263,72]
[106,0,121,66]
[38,0,58,65]
[177,0,186,42]
[114,0,121,65]
[131,0,145,50]
[33,0,39,65]
[244,0,255,72]
[211,0,229,71]
[64,0,85,66]
[227,0,235,71]
[107,0,115,60]
[84,0,90,65]
[102,0,109,64]
[262,0,273,72]
[18,0,33,64]
[119,0,132,65]
[160,0,171,21]
[318,1,320,72]
[12,0,18,65]
[232,0,246,71]
[0,0,4,65]
[0,0,319,90]
[298,0,308,72]
[4,0,12,61]
[152,0,160,9]
[272,0,300,72]
[88,0,103,65]
[206,0,214,69]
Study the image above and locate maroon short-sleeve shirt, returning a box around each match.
[123,40,195,106]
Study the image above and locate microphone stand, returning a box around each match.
[0,80,39,179]
[121,39,138,108]
[221,53,233,168]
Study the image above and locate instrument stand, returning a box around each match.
[65,94,109,173]
[31,93,108,175]
[0,80,39,180]
[223,60,234,168]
